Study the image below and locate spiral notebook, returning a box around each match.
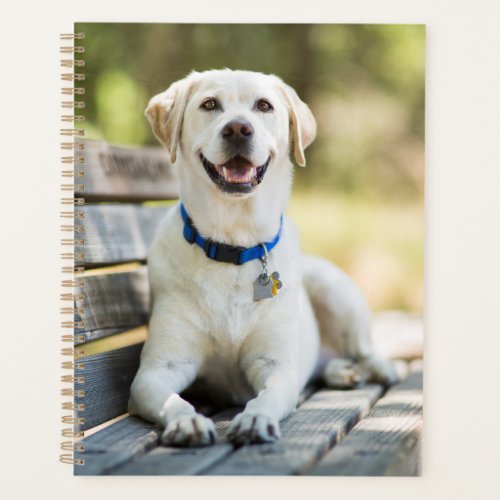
[60,23,425,476]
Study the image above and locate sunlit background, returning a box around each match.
[76,23,424,313]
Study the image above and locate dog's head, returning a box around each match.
[146,69,316,196]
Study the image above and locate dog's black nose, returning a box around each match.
[221,120,254,142]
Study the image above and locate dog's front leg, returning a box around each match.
[227,345,300,445]
[128,307,216,447]
[129,364,216,447]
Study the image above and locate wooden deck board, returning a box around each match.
[78,386,320,476]
[74,416,160,475]
[309,371,423,476]
[112,445,233,476]
[203,385,383,476]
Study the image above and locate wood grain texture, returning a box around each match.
[113,444,233,476]
[76,204,169,267]
[74,416,160,475]
[204,385,383,476]
[75,268,149,344]
[75,410,239,476]
[309,371,423,476]
[97,387,319,475]
[76,139,179,202]
[76,344,143,431]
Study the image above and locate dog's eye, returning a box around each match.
[201,98,218,111]
[256,99,273,112]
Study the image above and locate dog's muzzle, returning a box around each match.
[200,119,271,194]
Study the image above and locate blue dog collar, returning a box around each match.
[180,203,283,265]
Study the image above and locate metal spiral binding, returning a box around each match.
[59,32,86,467]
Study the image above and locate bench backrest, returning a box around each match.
[75,139,177,431]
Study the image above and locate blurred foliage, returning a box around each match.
[76,23,424,312]
[288,193,423,312]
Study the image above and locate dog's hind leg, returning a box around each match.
[302,254,399,387]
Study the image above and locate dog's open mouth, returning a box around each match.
[200,153,271,194]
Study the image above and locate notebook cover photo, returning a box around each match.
[59,23,424,475]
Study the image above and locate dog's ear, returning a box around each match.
[145,75,196,164]
[277,81,317,167]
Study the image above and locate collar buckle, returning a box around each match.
[204,240,244,265]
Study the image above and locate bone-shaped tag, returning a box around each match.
[271,272,283,296]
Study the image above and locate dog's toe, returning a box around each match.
[324,358,362,388]
[324,357,401,388]
[162,414,216,447]
[227,413,281,445]
[361,357,400,386]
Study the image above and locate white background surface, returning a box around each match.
[1,1,500,499]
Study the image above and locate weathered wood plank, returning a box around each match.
[76,139,179,202]
[75,268,149,344]
[204,385,383,476]
[108,385,319,475]
[75,204,169,267]
[113,444,232,476]
[76,406,238,476]
[76,344,143,431]
[75,416,160,475]
[76,409,237,476]
[308,371,423,476]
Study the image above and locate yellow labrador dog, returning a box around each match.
[129,69,397,446]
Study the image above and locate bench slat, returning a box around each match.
[76,204,169,267]
[113,444,233,476]
[77,344,143,431]
[74,416,160,475]
[308,371,423,476]
[77,140,178,202]
[90,386,319,476]
[75,268,149,344]
[203,385,383,476]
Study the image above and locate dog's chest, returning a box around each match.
[189,265,264,403]
[192,261,262,340]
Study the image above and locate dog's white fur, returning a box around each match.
[129,69,397,446]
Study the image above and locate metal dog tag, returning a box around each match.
[253,272,283,301]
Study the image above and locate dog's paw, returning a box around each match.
[324,358,362,388]
[361,357,400,386]
[324,357,400,389]
[227,412,281,445]
[162,413,216,447]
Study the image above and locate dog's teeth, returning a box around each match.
[219,165,257,183]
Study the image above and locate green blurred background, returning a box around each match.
[76,23,425,313]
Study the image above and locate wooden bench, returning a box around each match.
[70,139,423,476]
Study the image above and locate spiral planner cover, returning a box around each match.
[60,23,424,476]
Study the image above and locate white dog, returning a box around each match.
[128,69,397,446]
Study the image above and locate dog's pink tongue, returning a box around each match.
[217,157,256,183]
